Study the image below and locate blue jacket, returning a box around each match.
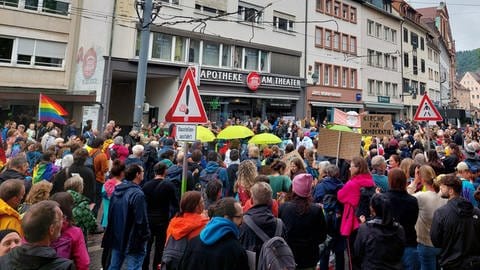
[200,217,240,245]
[203,161,229,197]
[313,176,343,203]
[102,181,150,253]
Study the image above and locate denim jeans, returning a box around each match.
[417,243,441,270]
[402,246,420,270]
[109,248,146,270]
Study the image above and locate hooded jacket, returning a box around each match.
[384,190,419,247]
[202,161,229,197]
[431,197,480,269]
[0,244,74,270]
[313,176,344,203]
[166,212,208,241]
[180,217,248,270]
[354,219,406,270]
[110,144,129,162]
[166,165,194,200]
[102,181,150,253]
[0,198,23,236]
[338,173,375,236]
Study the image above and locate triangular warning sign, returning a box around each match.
[165,68,208,124]
[413,95,443,121]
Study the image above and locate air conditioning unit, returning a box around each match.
[143,102,150,113]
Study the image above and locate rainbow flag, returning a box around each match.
[38,94,68,125]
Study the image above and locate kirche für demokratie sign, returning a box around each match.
[361,114,394,137]
[199,68,302,89]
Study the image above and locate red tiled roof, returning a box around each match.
[417,7,437,19]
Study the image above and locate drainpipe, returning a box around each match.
[303,0,309,119]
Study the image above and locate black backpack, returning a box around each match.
[322,186,343,236]
[160,235,188,270]
[355,186,376,218]
[243,215,296,270]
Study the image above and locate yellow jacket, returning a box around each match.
[0,199,23,237]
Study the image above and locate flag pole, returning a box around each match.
[38,93,42,123]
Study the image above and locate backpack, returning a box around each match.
[198,167,221,190]
[322,190,342,236]
[109,147,118,161]
[243,215,296,270]
[160,235,188,270]
[85,151,101,173]
[355,186,376,218]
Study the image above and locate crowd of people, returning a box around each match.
[0,116,479,270]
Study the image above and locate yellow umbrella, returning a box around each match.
[197,126,216,142]
[217,125,254,140]
[248,133,282,145]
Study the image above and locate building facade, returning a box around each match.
[460,72,480,110]
[306,0,362,123]
[0,0,95,124]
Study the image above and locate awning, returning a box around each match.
[200,91,299,100]
[310,101,363,109]
[364,102,404,110]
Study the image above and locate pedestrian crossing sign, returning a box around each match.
[413,95,443,121]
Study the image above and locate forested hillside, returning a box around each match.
[456,49,480,78]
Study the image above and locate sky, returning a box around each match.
[407,0,480,51]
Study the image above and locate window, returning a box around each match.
[376,52,382,67]
[188,39,200,63]
[428,48,433,60]
[420,83,426,95]
[222,45,231,67]
[1,0,18,7]
[325,30,332,48]
[349,36,356,54]
[403,27,408,43]
[391,29,397,43]
[202,41,220,66]
[316,0,324,12]
[342,67,347,87]
[350,69,357,88]
[411,32,418,48]
[392,56,397,70]
[333,66,339,86]
[325,0,332,14]
[260,51,268,72]
[0,37,14,63]
[334,1,340,17]
[413,55,418,75]
[324,64,331,85]
[384,54,390,69]
[420,37,425,50]
[350,7,356,23]
[25,0,39,10]
[393,84,398,97]
[273,12,295,32]
[385,82,391,96]
[368,79,375,95]
[384,26,390,40]
[333,32,340,50]
[367,49,374,66]
[16,38,65,67]
[367,20,374,35]
[376,81,383,95]
[152,33,173,61]
[244,48,258,70]
[375,23,381,38]
[196,4,225,14]
[160,0,179,4]
[421,59,425,73]
[238,2,263,23]
[428,68,433,80]
[42,0,69,16]
[342,4,349,19]
[341,34,348,52]
[315,27,323,47]
[174,36,186,62]
[17,38,34,65]
[404,52,409,67]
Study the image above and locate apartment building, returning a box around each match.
[357,0,403,120]
[424,35,440,104]
[84,0,307,127]
[0,0,95,123]
[306,0,362,122]
[393,0,431,120]
[460,72,480,110]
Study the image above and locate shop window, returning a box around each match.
[152,33,173,61]
[341,34,348,52]
[188,39,200,63]
[350,7,356,23]
[174,36,186,62]
[325,30,332,48]
[333,32,340,50]
[333,66,339,86]
[368,79,374,96]
[349,36,356,55]
[221,44,231,67]
[324,64,331,85]
[202,41,220,66]
[350,69,357,88]
[42,0,69,16]
[238,2,263,23]
[315,27,323,47]
[0,37,14,63]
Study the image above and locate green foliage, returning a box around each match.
[456,49,480,78]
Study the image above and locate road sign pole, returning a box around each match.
[181,142,188,196]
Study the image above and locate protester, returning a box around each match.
[18,180,52,214]
[235,160,258,206]
[371,155,389,192]
[268,160,292,199]
[0,179,25,236]
[0,229,21,256]
[89,137,109,219]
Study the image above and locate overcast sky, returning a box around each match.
[407,1,480,51]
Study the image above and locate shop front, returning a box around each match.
[364,96,404,121]
[307,86,363,124]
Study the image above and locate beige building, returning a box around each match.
[453,81,470,111]
[0,1,95,123]
[459,72,480,109]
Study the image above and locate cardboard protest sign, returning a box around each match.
[361,114,393,137]
[317,128,362,161]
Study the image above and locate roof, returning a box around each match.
[467,72,480,83]
[417,7,437,19]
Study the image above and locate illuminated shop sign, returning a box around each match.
[200,69,302,89]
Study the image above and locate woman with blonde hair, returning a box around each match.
[234,160,258,206]
[18,180,52,214]
[406,165,446,270]
[400,158,414,182]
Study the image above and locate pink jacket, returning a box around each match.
[337,173,374,236]
[63,224,90,270]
